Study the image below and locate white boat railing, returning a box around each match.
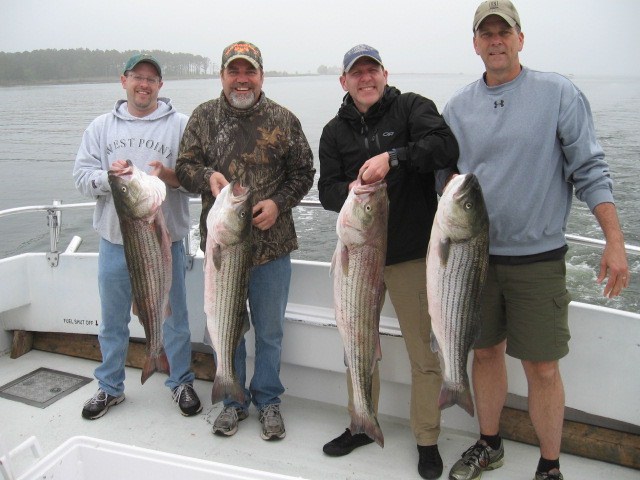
[1,200,639,266]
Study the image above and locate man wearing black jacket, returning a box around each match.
[318,44,459,480]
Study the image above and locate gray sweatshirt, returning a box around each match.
[73,98,190,244]
[440,67,614,257]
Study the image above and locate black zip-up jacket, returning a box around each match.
[318,86,458,266]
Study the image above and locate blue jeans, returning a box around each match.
[95,238,195,396]
[224,254,291,412]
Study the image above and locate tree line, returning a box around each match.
[0,49,215,86]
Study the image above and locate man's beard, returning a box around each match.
[229,90,256,109]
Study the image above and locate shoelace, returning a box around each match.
[462,442,491,468]
[172,384,194,403]
[85,389,107,407]
[260,404,280,423]
[219,406,239,422]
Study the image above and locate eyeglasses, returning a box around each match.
[126,74,161,85]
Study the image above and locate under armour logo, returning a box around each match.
[494,100,505,108]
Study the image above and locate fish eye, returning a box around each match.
[240,212,246,218]
[121,186,127,193]
[365,204,372,212]
[464,202,473,210]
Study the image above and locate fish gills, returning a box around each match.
[204,182,252,405]
[332,178,388,447]
[109,160,172,384]
[427,173,489,417]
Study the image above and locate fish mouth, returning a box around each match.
[454,174,480,199]
[108,159,134,174]
[353,178,386,195]
[108,160,135,182]
[229,181,251,202]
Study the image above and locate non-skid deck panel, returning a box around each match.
[0,367,92,408]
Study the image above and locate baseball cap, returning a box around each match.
[473,0,521,32]
[123,53,162,77]
[221,41,263,70]
[342,44,383,73]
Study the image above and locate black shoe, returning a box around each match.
[418,444,443,479]
[323,428,374,456]
[172,384,202,416]
[82,389,125,420]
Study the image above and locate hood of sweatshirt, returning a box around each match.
[112,97,176,121]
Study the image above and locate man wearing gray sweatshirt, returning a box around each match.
[438,2,630,480]
[73,53,201,420]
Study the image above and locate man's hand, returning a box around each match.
[592,202,630,298]
[598,240,630,298]
[148,161,180,188]
[359,152,391,184]
[209,172,229,197]
[252,199,279,231]
[110,159,129,171]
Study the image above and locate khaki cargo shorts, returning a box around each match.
[474,259,571,361]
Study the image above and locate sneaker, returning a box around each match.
[534,469,563,480]
[322,428,374,456]
[172,384,202,416]
[81,389,125,420]
[259,404,286,440]
[212,405,248,436]
[418,444,444,479]
[448,439,504,480]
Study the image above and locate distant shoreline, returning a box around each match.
[0,75,216,87]
[0,72,324,87]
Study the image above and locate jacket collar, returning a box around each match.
[219,90,266,117]
[338,85,400,124]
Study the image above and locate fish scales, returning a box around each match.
[427,173,489,417]
[122,215,170,364]
[204,182,252,405]
[335,245,385,445]
[439,235,487,387]
[108,160,172,385]
[337,245,384,434]
[332,177,388,448]
[210,242,250,387]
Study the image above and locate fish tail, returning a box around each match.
[211,377,245,405]
[439,384,475,417]
[350,412,384,448]
[140,350,170,385]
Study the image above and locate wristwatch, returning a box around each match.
[388,149,399,168]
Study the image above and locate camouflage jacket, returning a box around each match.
[176,92,315,265]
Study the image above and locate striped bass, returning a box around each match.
[108,160,172,384]
[426,173,489,416]
[332,177,388,447]
[204,182,252,405]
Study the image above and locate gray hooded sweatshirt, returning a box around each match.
[73,97,190,244]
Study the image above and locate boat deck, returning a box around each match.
[0,350,636,480]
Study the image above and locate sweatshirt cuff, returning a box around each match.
[92,171,111,193]
[586,188,614,212]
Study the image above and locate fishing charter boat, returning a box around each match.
[0,200,638,480]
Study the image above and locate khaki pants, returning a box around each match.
[346,258,442,446]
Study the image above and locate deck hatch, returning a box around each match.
[0,367,92,408]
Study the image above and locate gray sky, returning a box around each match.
[2,0,639,76]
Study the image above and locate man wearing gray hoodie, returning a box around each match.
[73,53,201,420]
